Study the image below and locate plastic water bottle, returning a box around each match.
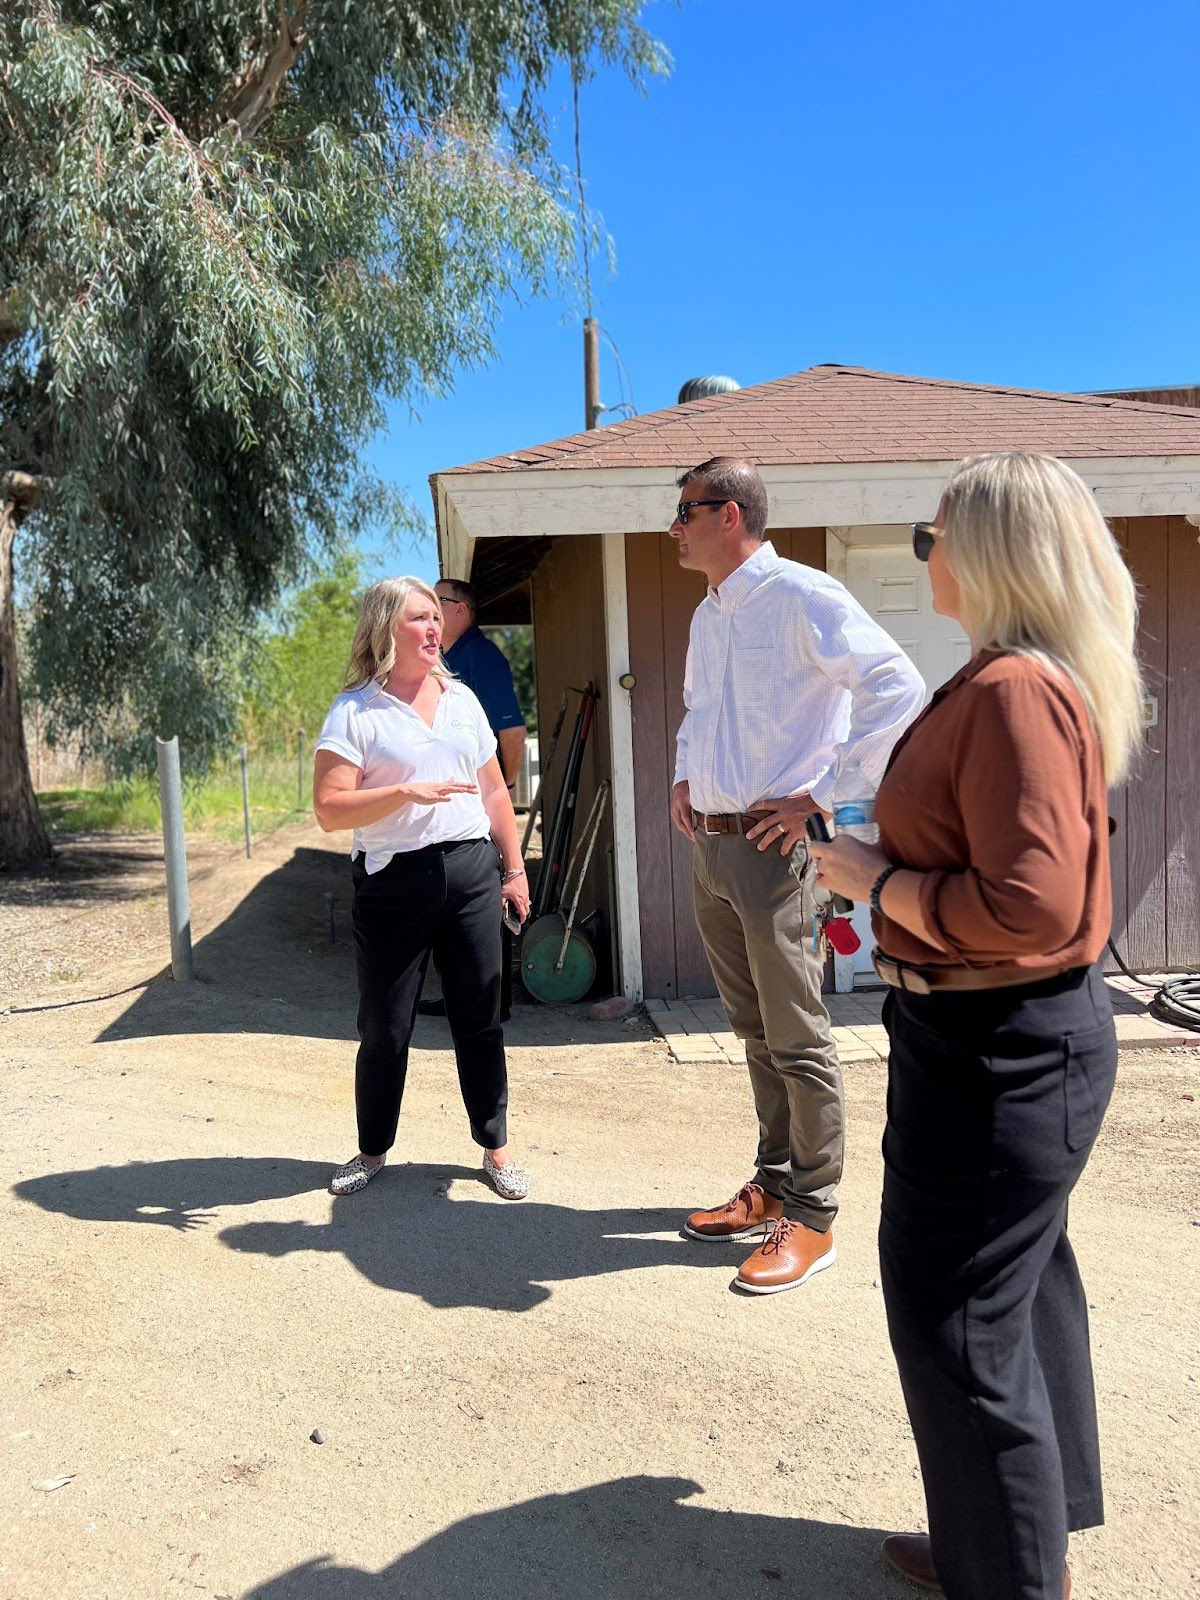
[833,763,879,847]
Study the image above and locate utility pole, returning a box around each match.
[583,316,601,430]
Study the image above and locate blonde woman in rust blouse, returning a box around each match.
[808,452,1143,1600]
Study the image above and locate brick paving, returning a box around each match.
[646,972,1199,1066]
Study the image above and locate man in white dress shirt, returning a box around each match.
[670,458,925,1294]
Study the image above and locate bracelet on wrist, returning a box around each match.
[869,864,902,915]
[502,866,526,882]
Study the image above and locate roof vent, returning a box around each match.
[677,374,741,403]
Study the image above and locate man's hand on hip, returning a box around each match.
[670,780,695,841]
[745,794,823,855]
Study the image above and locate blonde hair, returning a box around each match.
[941,451,1143,785]
[344,575,451,689]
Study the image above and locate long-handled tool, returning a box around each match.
[520,690,568,856]
[532,681,598,918]
[521,780,610,1004]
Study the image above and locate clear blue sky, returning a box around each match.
[367,0,1200,581]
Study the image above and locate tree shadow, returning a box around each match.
[91,844,617,1047]
[12,1157,752,1311]
[240,1475,895,1599]
[0,839,172,907]
[97,846,359,1042]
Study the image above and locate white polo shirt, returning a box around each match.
[316,678,497,873]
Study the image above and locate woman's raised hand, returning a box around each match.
[406,779,479,806]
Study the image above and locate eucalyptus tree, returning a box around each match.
[0,2,663,865]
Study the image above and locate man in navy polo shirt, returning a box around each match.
[419,578,527,1021]
[434,579,527,791]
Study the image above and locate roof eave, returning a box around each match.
[430,454,1200,547]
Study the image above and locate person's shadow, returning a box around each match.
[13,1157,752,1311]
[240,1474,895,1599]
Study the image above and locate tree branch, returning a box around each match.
[1,471,44,510]
[90,60,217,190]
[0,289,23,345]
[226,4,310,140]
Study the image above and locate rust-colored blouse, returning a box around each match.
[873,650,1111,972]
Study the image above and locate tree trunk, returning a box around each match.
[0,498,53,868]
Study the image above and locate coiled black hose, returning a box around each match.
[1106,938,1200,1033]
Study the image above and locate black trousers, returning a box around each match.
[879,962,1117,1600]
[351,837,508,1156]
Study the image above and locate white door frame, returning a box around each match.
[825,530,859,992]
[601,533,643,1001]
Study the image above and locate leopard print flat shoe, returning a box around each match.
[482,1151,531,1200]
[329,1154,385,1195]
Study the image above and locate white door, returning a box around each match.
[840,546,971,979]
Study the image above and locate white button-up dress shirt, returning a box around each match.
[674,542,926,814]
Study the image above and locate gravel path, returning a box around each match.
[1,825,1197,1599]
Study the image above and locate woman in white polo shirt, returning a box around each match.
[313,575,532,1200]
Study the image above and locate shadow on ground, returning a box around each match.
[13,1157,748,1311]
[90,844,614,1048]
[13,1155,332,1232]
[241,1475,894,1599]
[98,846,359,1042]
[0,839,173,907]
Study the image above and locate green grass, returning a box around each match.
[38,754,310,842]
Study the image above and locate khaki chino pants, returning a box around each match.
[692,832,843,1229]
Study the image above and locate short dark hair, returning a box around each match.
[436,577,477,617]
[676,457,769,539]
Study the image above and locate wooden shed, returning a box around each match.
[430,365,1200,1001]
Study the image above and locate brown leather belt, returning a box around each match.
[691,810,765,835]
[873,951,1065,995]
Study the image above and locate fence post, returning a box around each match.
[296,729,306,809]
[155,736,194,982]
[239,743,252,858]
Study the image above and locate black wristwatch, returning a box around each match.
[869,864,902,914]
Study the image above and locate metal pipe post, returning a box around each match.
[296,729,306,808]
[155,736,194,982]
[584,316,601,430]
[605,841,620,997]
[240,743,252,858]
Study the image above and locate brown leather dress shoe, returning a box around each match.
[880,1533,1071,1596]
[734,1216,835,1294]
[880,1534,941,1591]
[684,1181,784,1242]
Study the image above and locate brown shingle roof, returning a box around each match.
[436,365,1200,476]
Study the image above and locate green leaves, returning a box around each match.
[1,0,664,785]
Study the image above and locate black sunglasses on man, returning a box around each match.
[674,498,744,526]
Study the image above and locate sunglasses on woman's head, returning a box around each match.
[911,521,942,563]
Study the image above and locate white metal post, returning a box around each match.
[601,531,643,1001]
[155,736,194,982]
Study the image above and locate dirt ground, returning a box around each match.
[1,822,1197,1600]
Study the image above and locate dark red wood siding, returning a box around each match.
[1115,516,1200,971]
[530,536,613,944]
